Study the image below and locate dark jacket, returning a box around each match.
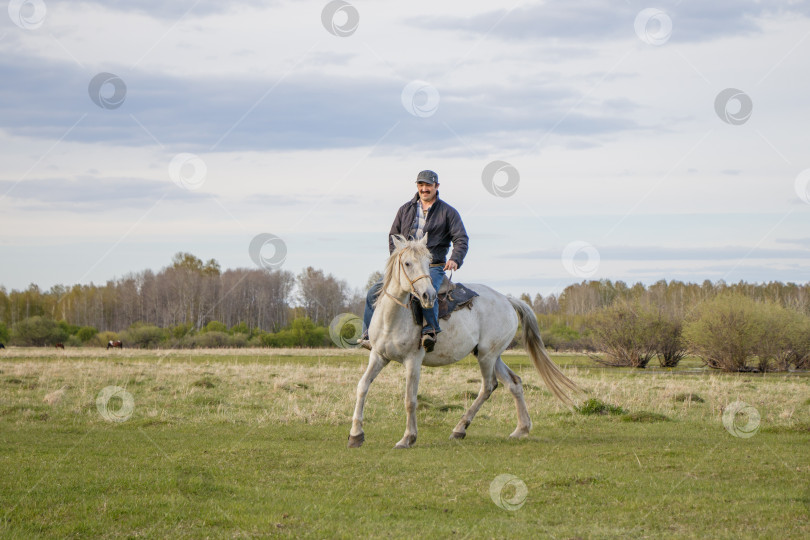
[388,192,469,268]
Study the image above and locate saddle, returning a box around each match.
[409,279,479,325]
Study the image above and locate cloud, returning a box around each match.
[241,193,309,206]
[46,0,280,20]
[414,1,810,44]
[0,53,642,153]
[777,237,810,249]
[505,244,810,261]
[0,175,211,211]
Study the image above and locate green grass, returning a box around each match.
[577,397,627,416]
[1,349,809,538]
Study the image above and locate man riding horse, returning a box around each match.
[360,169,468,352]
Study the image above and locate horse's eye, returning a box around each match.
[405,262,411,267]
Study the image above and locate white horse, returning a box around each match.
[349,235,580,449]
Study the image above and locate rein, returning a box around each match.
[383,251,430,309]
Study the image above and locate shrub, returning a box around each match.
[684,295,810,372]
[94,331,119,348]
[537,314,591,352]
[247,335,265,348]
[121,323,167,349]
[569,336,597,353]
[11,316,68,346]
[0,322,9,344]
[76,326,98,343]
[261,317,328,348]
[187,331,229,348]
[230,322,250,335]
[541,322,581,352]
[653,316,686,368]
[229,333,248,348]
[587,300,658,368]
[683,293,765,372]
[756,303,810,371]
[170,323,193,339]
[787,317,810,370]
[202,321,228,334]
[58,320,80,337]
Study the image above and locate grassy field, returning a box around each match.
[1,347,809,539]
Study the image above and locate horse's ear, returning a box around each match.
[419,233,428,245]
[391,234,406,251]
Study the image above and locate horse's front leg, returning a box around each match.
[395,357,423,449]
[349,351,389,448]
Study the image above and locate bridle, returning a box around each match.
[384,250,431,309]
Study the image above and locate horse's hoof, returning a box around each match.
[450,431,466,440]
[347,433,364,448]
[394,435,416,449]
[509,429,530,439]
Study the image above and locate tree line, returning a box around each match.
[523,278,810,354]
[529,279,810,372]
[525,278,810,318]
[0,252,365,334]
[2,257,808,372]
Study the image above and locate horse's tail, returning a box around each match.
[508,296,580,408]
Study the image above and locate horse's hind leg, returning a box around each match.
[450,353,499,440]
[349,352,389,448]
[495,356,532,439]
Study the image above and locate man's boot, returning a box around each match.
[421,329,437,353]
[359,332,372,351]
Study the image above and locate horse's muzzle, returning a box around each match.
[420,290,436,309]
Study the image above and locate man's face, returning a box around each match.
[417,182,438,203]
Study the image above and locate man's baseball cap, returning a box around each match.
[416,170,438,184]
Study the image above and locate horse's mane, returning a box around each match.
[374,235,431,308]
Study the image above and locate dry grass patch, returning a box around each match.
[1,350,808,433]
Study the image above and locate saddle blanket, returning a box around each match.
[410,282,479,325]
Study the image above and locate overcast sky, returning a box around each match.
[2,0,809,298]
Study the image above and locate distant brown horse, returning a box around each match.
[107,340,123,350]
[55,343,65,349]
[0,343,5,349]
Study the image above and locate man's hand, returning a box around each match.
[444,260,458,272]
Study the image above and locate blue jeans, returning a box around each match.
[363,266,445,335]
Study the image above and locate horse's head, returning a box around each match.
[390,234,436,309]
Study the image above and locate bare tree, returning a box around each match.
[296,267,349,326]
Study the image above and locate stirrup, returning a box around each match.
[421,332,436,353]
